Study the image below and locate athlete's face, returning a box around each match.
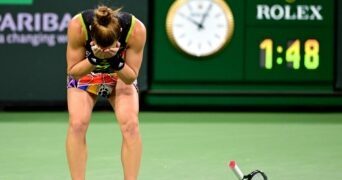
[90,40,121,59]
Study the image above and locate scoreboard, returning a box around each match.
[145,0,342,107]
[245,1,333,82]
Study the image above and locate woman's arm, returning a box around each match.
[66,15,95,80]
[116,18,146,85]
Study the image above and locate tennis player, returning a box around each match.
[66,5,146,180]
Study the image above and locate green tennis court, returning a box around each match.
[0,111,341,180]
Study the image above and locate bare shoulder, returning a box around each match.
[127,17,146,49]
[133,18,146,37]
[67,14,86,47]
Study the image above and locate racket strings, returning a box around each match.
[250,172,266,180]
[244,170,267,180]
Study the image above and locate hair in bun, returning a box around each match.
[91,5,122,48]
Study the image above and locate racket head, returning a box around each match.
[243,170,267,180]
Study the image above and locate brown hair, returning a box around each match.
[90,5,122,48]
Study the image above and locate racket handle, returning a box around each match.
[229,161,244,180]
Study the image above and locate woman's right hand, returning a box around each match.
[90,41,121,59]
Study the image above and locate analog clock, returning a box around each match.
[166,0,234,57]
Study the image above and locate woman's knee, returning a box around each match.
[68,116,90,135]
[120,118,141,142]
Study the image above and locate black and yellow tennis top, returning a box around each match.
[78,9,137,73]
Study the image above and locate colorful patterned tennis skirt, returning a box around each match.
[67,73,119,97]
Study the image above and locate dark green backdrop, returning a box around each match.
[1,0,342,109]
[337,0,342,90]
[0,0,149,106]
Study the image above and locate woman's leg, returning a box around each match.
[66,88,97,180]
[108,80,142,180]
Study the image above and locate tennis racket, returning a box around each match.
[228,160,267,180]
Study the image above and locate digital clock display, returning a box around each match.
[244,0,334,82]
[260,38,319,70]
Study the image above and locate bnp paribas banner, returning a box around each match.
[0,0,98,47]
[1,4,68,47]
[0,0,99,104]
[0,0,148,105]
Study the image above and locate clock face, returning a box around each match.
[166,0,234,57]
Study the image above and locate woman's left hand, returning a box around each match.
[90,41,121,59]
